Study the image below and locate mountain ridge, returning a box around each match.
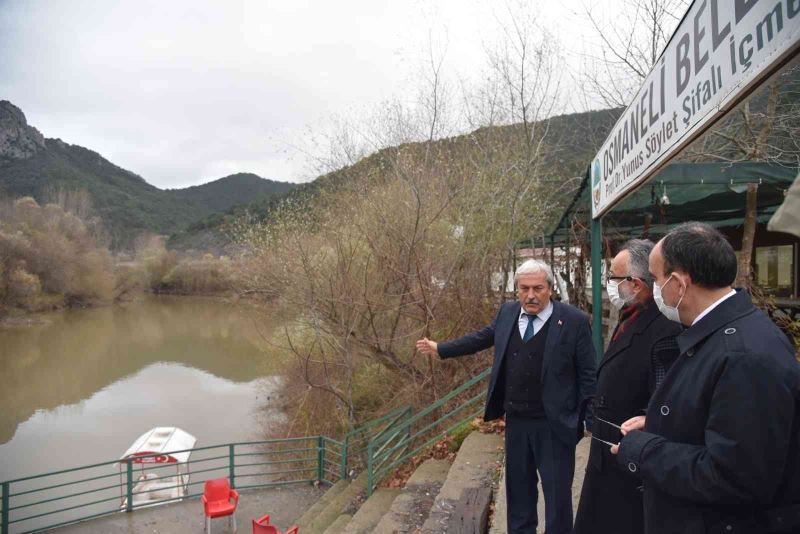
[0,100,297,248]
[168,106,624,251]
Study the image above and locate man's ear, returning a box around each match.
[673,270,691,289]
[632,278,646,293]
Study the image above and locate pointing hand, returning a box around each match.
[415,337,439,356]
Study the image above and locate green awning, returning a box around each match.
[546,161,798,245]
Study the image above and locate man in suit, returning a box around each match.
[611,222,800,534]
[416,259,597,534]
[574,239,681,534]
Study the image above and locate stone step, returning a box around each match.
[296,479,350,530]
[372,458,451,534]
[322,513,352,534]
[420,431,504,533]
[306,471,369,534]
[341,487,401,534]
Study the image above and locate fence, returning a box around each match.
[365,367,491,495]
[0,369,491,533]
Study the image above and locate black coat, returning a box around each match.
[575,298,681,534]
[438,299,597,446]
[618,290,800,534]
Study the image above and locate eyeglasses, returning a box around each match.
[603,275,635,284]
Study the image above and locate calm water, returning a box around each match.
[0,295,286,483]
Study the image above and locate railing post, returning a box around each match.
[340,435,349,480]
[316,436,325,483]
[2,481,9,534]
[229,444,236,489]
[591,215,604,359]
[125,459,133,513]
[366,440,374,497]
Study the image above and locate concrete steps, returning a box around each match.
[321,513,352,534]
[305,471,369,534]
[341,488,401,534]
[300,430,516,534]
[372,458,451,533]
[420,431,504,533]
[296,479,350,530]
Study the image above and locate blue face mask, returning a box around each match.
[653,274,684,323]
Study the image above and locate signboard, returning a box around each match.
[591,0,800,218]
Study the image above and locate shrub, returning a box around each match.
[0,195,116,314]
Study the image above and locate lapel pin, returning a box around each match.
[558,320,563,326]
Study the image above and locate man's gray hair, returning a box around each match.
[514,259,554,287]
[620,239,655,287]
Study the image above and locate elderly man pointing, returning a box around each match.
[416,259,597,534]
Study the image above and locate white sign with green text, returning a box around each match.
[591,0,800,218]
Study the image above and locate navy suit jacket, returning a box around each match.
[438,299,598,446]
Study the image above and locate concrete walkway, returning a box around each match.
[490,436,590,534]
[52,484,323,534]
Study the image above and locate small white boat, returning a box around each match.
[117,427,197,509]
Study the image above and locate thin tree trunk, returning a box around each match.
[736,183,758,289]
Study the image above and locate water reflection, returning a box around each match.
[0,296,286,481]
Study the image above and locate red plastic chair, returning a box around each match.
[202,478,239,533]
[252,514,298,534]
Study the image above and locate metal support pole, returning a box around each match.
[566,225,572,291]
[2,481,9,534]
[591,216,603,360]
[228,444,236,489]
[317,436,325,484]
[125,460,133,513]
[340,435,349,480]
[366,440,374,497]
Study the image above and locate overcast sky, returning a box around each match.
[0,0,655,189]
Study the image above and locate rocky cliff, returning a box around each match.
[0,100,46,159]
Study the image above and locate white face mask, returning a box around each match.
[606,279,633,310]
[653,274,684,323]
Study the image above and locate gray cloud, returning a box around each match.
[0,0,625,189]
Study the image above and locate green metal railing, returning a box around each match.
[365,367,491,495]
[0,436,323,534]
[0,403,417,534]
[0,370,491,533]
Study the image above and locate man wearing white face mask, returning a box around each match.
[611,222,800,534]
[575,239,681,534]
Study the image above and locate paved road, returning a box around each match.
[52,484,323,534]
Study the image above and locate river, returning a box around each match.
[0,295,286,484]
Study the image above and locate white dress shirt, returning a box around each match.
[691,289,737,326]
[518,300,553,338]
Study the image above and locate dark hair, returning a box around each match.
[620,239,655,287]
[660,222,737,288]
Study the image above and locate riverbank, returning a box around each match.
[1,197,243,321]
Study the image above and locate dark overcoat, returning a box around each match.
[618,290,800,534]
[574,298,681,534]
[438,299,597,446]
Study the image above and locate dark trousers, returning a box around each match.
[505,416,576,534]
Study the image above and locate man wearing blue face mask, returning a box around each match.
[611,222,800,534]
[575,239,680,534]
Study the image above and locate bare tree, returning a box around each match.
[579,0,687,109]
